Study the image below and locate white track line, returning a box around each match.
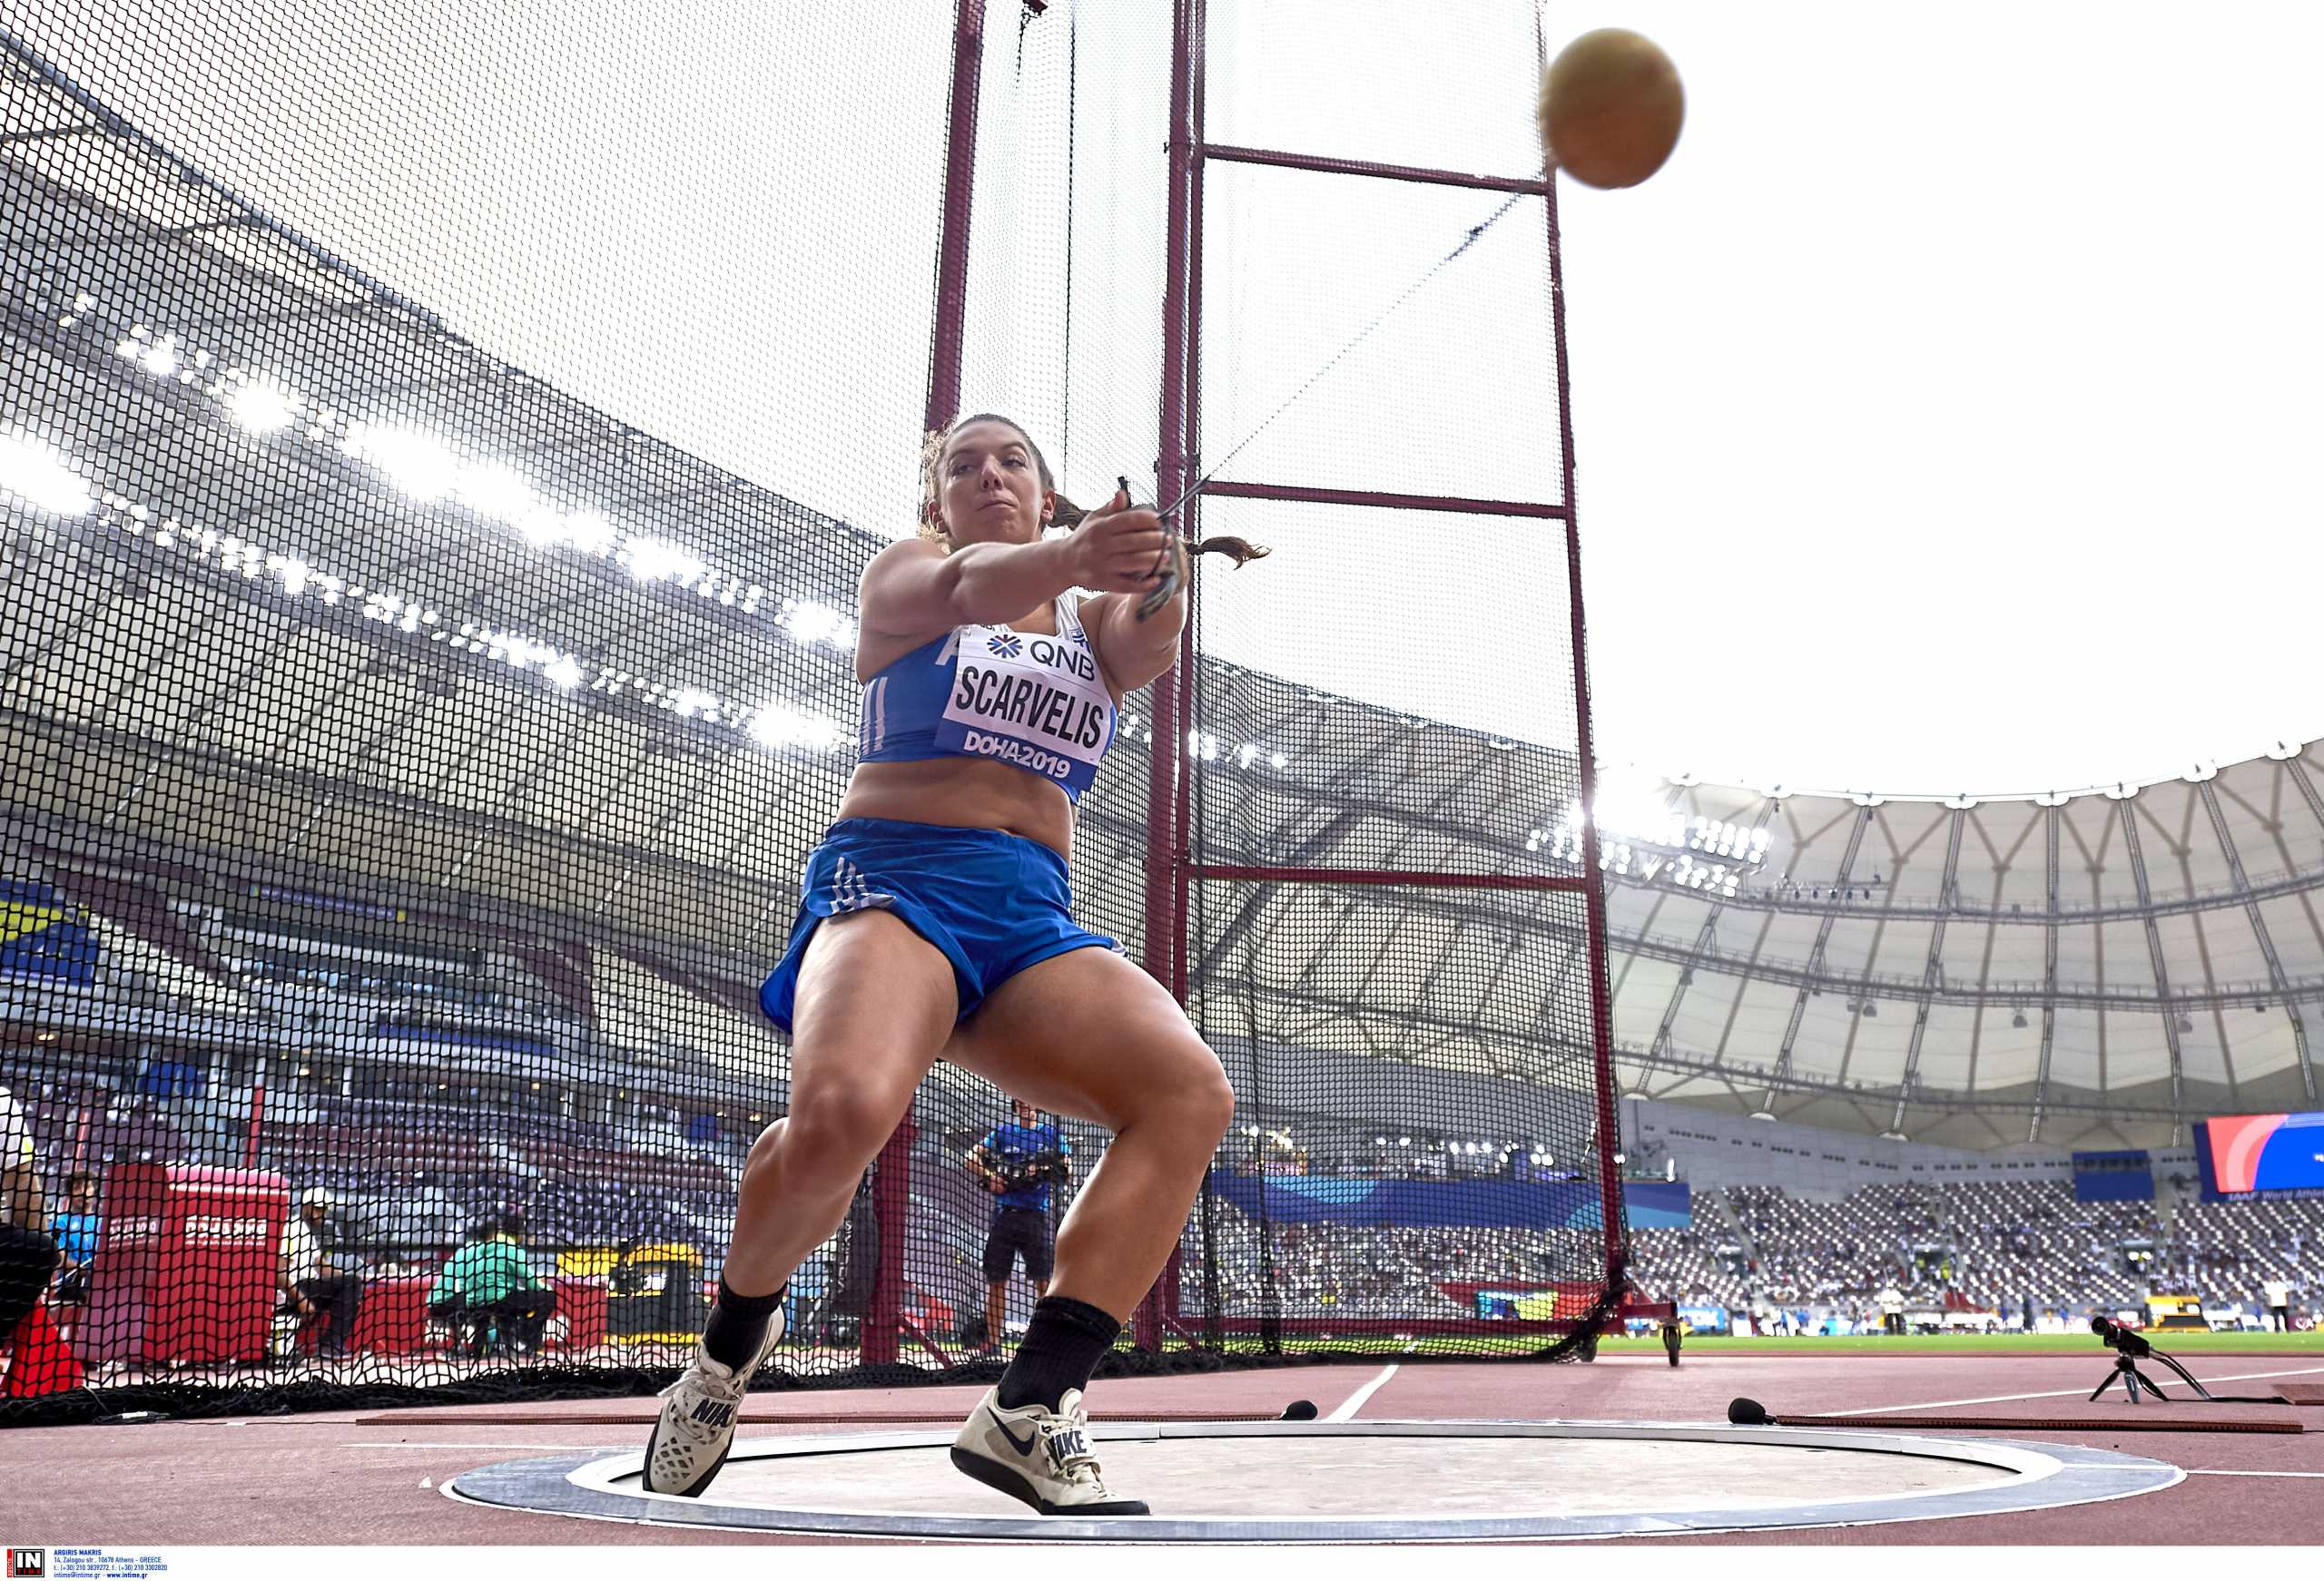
[1325,1363,1398,1422]
[1823,1363,2324,1418]
[2185,1469,2324,1478]
[345,1440,632,1450]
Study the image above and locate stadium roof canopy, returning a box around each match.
[1604,761,2324,1150]
[6,36,2319,1154]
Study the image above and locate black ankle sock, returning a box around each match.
[996,1295,1120,1411]
[702,1278,786,1370]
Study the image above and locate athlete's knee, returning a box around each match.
[1178,1060,1236,1142]
[780,1086,910,1179]
[1120,1054,1234,1144]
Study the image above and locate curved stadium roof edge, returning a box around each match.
[1630,736,2316,814]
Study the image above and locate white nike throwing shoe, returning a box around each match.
[950,1385,1148,1516]
[641,1307,784,1497]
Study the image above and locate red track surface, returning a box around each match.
[6,1352,2319,1545]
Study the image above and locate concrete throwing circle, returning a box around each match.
[447,1419,2181,1541]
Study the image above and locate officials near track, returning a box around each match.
[431,1215,557,1357]
[966,1097,1073,1356]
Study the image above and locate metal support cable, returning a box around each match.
[2196,780,2318,1105]
[1893,808,1966,1132]
[2117,800,2186,1144]
[1776,806,1873,1075]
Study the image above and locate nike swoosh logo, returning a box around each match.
[990,1406,1038,1457]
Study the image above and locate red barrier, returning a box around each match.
[336,1273,609,1356]
[86,1163,287,1364]
[4,1301,86,1396]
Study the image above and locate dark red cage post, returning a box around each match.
[1154,1,1632,1343]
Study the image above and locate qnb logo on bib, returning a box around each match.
[941,624,1113,780]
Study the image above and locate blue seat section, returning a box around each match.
[0,878,101,984]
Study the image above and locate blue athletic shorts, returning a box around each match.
[758,817,1122,1034]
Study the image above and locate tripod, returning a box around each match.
[2088,1343,2211,1404]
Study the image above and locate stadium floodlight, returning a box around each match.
[747,702,842,751]
[343,424,460,502]
[560,510,618,557]
[455,460,539,523]
[623,535,707,586]
[226,377,299,435]
[784,600,844,646]
[516,504,568,548]
[0,431,94,516]
[544,655,585,692]
[1270,753,1286,769]
[271,556,311,597]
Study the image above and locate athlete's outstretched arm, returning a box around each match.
[860,503,1168,640]
[859,536,1081,639]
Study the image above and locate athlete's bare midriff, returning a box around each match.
[836,757,1077,861]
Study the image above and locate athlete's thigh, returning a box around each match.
[943,946,1228,1130]
[789,910,960,1121]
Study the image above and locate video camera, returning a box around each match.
[2090,1314,2152,1360]
[992,1148,1070,1195]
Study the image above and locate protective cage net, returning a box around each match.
[0,0,1621,1425]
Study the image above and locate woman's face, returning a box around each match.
[934,420,1051,546]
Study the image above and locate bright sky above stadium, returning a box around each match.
[15,0,2323,801]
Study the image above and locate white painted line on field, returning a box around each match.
[1824,1363,2324,1418]
[345,1440,632,1450]
[1326,1363,1399,1422]
[2186,1468,2324,1478]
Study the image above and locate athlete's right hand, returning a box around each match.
[1069,488,1171,594]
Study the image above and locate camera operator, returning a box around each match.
[964,1097,1072,1358]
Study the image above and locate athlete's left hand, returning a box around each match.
[1071,489,1171,594]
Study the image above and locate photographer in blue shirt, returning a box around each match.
[49,1171,99,1339]
[965,1098,1072,1357]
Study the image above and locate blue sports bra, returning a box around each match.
[856,594,1118,803]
